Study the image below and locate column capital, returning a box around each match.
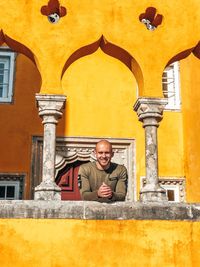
[133,97,168,127]
[36,94,66,124]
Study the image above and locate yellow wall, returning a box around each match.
[1,2,200,266]
[0,0,200,95]
[0,219,199,267]
[181,55,200,202]
[0,0,200,201]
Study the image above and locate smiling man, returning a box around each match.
[78,140,128,203]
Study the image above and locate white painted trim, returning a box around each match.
[0,50,16,103]
[162,62,181,111]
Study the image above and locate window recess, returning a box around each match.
[0,49,16,103]
[162,62,181,110]
[0,174,25,200]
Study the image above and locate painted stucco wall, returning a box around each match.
[0,0,199,201]
[180,55,200,202]
[0,1,200,266]
[0,219,199,267]
[0,0,200,95]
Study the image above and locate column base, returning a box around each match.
[140,184,168,202]
[34,180,61,200]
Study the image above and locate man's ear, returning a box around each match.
[111,151,114,158]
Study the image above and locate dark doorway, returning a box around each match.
[56,160,88,200]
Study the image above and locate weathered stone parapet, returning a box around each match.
[0,200,200,220]
[134,97,168,202]
[35,94,66,200]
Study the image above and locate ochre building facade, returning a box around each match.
[0,1,200,266]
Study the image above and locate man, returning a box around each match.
[78,140,128,203]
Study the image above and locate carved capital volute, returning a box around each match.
[36,94,66,124]
[133,97,167,127]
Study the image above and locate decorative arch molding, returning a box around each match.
[193,41,200,59]
[0,30,37,65]
[55,151,95,175]
[61,35,143,93]
[165,41,200,67]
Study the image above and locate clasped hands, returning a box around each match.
[97,182,113,198]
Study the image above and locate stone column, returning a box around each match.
[34,94,66,200]
[134,97,168,202]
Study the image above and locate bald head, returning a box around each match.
[95,140,114,170]
[95,140,113,152]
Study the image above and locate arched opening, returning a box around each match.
[162,42,200,110]
[61,35,143,94]
[159,42,200,202]
[61,48,139,138]
[0,33,42,199]
[0,30,37,66]
[59,42,139,201]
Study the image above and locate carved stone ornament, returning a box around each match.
[36,94,66,124]
[34,94,66,200]
[134,97,168,202]
[134,97,168,127]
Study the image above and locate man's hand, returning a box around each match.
[97,182,113,198]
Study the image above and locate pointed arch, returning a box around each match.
[0,30,36,65]
[163,41,200,110]
[165,41,200,68]
[61,35,143,93]
[166,48,193,67]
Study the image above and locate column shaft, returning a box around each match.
[34,94,66,200]
[145,124,158,185]
[134,97,168,202]
[43,120,56,182]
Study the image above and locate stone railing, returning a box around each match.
[0,201,200,220]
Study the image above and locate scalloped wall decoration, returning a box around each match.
[139,7,163,31]
[41,0,67,23]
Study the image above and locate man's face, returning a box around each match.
[95,142,114,170]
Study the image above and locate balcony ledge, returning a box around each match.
[0,200,200,220]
